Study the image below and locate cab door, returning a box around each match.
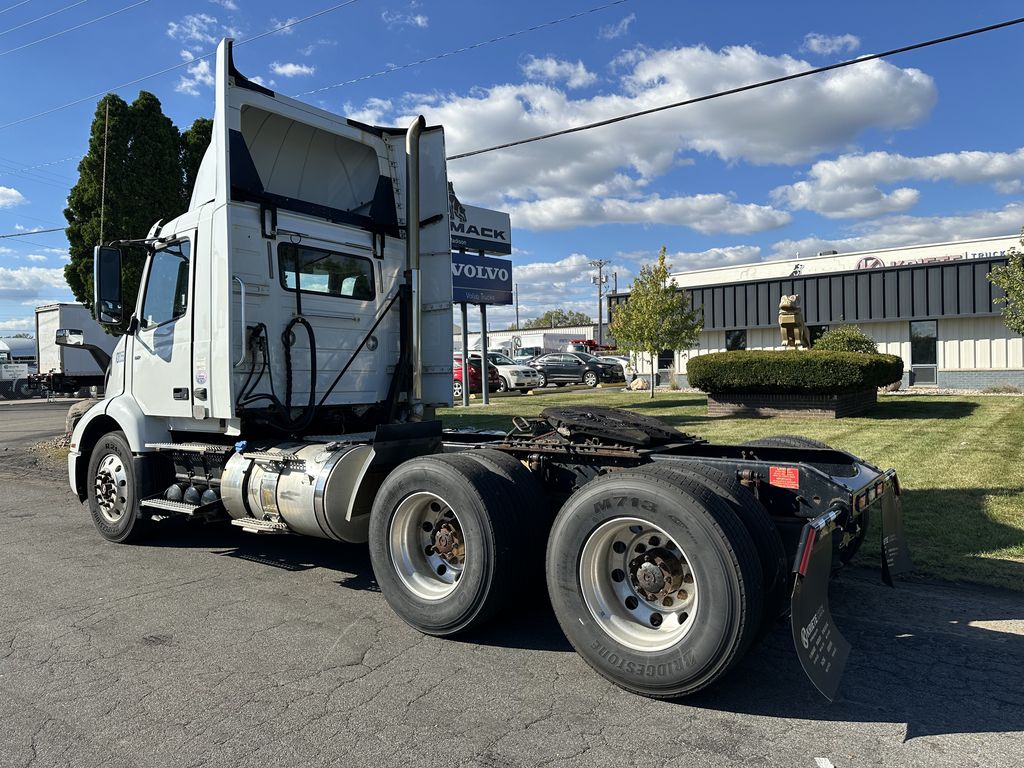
[131,237,195,418]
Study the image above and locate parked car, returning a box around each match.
[529,352,625,388]
[469,351,541,393]
[597,354,637,383]
[453,354,500,399]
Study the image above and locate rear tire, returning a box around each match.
[743,435,830,450]
[453,379,464,399]
[369,454,519,636]
[546,466,763,698]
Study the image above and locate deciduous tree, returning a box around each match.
[989,228,1024,335]
[518,308,592,329]
[610,247,702,398]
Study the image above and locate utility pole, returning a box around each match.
[613,271,618,294]
[589,259,609,346]
[514,283,519,330]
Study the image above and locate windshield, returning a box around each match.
[488,353,515,365]
[574,352,598,362]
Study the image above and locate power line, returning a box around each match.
[0,0,150,57]
[448,15,1024,161]
[0,1,34,16]
[0,0,362,131]
[0,0,88,38]
[298,0,632,97]
[0,227,65,239]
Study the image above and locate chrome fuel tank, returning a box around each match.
[221,441,373,543]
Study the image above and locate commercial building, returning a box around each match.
[608,235,1022,389]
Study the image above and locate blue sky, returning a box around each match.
[1,0,1023,335]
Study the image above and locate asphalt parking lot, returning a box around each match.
[1,399,1023,767]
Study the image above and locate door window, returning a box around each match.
[141,241,190,327]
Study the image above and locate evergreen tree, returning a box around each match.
[180,117,213,209]
[63,92,207,334]
[610,247,702,398]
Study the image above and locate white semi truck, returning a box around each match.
[68,39,912,701]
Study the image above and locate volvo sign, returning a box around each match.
[452,252,512,305]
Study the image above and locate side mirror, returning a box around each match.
[55,328,85,347]
[93,245,123,325]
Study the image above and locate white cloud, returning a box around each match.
[0,317,34,331]
[209,0,238,10]
[0,266,69,300]
[0,186,26,208]
[801,33,860,55]
[521,56,597,89]
[300,38,336,56]
[176,58,215,96]
[769,202,1024,258]
[343,97,393,125]
[772,148,1024,218]
[167,13,220,45]
[361,43,935,220]
[599,13,635,40]
[249,75,275,88]
[381,9,428,28]
[271,61,315,77]
[509,193,790,235]
[25,254,46,262]
[271,16,299,34]
[665,244,763,272]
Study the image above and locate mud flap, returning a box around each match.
[880,489,913,586]
[790,511,851,701]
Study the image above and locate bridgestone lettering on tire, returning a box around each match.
[546,466,763,698]
[369,454,519,636]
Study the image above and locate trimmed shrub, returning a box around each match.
[813,325,878,354]
[687,350,904,395]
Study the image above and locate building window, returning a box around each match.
[910,320,937,366]
[809,325,829,345]
[657,349,675,369]
[726,329,747,351]
[279,243,375,300]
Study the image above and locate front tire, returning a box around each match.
[583,371,599,387]
[453,379,464,399]
[497,377,509,393]
[86,432,151,543]
[369,454,519,636]
[546,467,763,698]
[535,372,547,388]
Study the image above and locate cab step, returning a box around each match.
[230,517,290,534]
[140,496,226,519]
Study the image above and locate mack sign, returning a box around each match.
[452,252,512,305]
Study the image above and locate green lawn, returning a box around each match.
[440,390,1024,591]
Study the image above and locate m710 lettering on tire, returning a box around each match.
[593,497,657,514]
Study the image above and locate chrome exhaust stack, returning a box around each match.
[405,115,426,407]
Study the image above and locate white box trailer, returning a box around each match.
[34,303,117,394]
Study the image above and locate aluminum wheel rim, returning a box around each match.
[584,372,597,386]
[389,491,466,601]
[94,452,130,524]
[579,517,698,652]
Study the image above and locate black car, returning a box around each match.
[528,352,625,388]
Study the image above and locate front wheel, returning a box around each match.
[86,432,151,543]
[583,371,599,387]
[546,467,763,698]
[453,379,464,399]
[497,377,509,393]
[14,380,32,398]
[535,372,547,388]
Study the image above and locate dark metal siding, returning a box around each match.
[607,258,1008,331]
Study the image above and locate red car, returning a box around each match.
[453,355,500,399]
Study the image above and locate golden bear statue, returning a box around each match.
[778,294,810,349]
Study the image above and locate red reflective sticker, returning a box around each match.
[769,466,800,489]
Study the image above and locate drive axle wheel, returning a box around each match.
[546,467,763,698]
[369,454,519,636]
[580,518,698,651]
